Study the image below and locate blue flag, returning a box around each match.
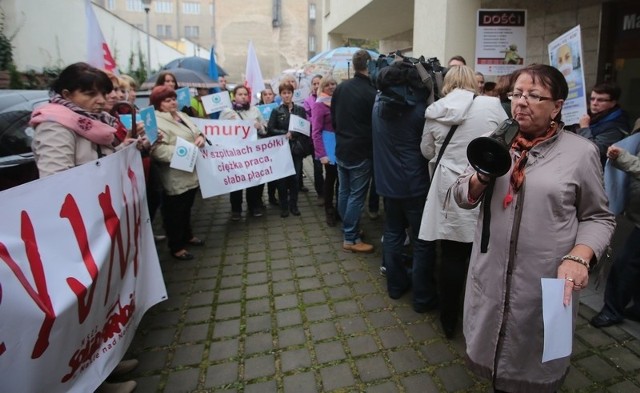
[209,46,220,94]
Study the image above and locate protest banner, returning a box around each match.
[475,9,527,75]
[191,118,257,143]
[201,91,233,114]
[549,25,587,125]
[170,136,197,172]
[288,114,311,136]
[139,106,159,143]
[0,146,167,393]
[196,135,295,198]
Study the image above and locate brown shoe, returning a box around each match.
[343,241,374,254]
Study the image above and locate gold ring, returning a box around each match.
[566,277,575,283]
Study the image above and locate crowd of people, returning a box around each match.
[23,48,639,392]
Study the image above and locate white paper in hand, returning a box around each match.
[202,91,232,114]
[170,136,198,172]
[541,278,573,362]
[288,114,310,136]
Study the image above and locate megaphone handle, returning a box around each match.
[480,180,495,253]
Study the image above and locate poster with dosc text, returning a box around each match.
[475,9,527,76]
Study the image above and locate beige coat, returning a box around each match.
[32,121,116,178]
[151,111,202,195]
[453,130,615,392]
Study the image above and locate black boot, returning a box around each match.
[325,207,336,227]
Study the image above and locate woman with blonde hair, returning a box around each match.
[418,65,507,338]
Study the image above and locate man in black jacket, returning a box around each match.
[331,50,377,253]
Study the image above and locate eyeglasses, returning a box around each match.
[507,92,553,103]
[590,97,612,103]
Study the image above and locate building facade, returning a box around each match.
[322,0,639,123]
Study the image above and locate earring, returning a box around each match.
[550,120,556,128]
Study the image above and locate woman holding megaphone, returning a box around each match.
[453,64,615,393]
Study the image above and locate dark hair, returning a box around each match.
[149,85,177,110]
[511,64,568,122]
[278,82,294,94]
[448,55,467,65]
[233,85,249,96]
[312,74,323,81]
[592,82,621,101]
[495,73,516,102]
[352,50,371,72]
[51,62,113,96]
[154,71,180,89]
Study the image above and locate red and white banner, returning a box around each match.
[191,118,258,143]
[196,135,295,198]
[0,146,167,393]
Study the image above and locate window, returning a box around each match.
[106,0,116,10]
[210,26,215,37]
[209,2,215,15]
[184,26,200,38]
[156,24,172,38]
[155,1,173,13]
[309,36,316,52]
[324,0,330,16]
[309,4,316,20]
[125,0,143,12]
[182,2,201,14]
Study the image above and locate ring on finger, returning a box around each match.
[565,277,575,283]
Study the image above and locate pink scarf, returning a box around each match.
[316,92,332,107]
[30,103,116,146]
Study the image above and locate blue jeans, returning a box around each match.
[337,158,372,243]
[383,196,437,311]
[602,226,640,320]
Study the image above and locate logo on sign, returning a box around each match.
[176,146,188,157]
[212,95,221,104]
[298,119,304,127]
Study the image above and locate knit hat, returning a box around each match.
[149,85,177,110]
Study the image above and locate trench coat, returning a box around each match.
[453,130,615,392]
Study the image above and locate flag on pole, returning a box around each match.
[209,46,220,93]
[244,41,266,104]
[85,0,117,73]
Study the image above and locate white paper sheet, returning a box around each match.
[288,114,310,136]
[170,136,197,172]
[541,278,573,362]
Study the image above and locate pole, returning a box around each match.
[145,7,151,72]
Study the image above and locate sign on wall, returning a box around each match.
[475,9,527,76]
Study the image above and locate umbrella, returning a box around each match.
[161,56,228,78]
[302,47,378,81]
[141,68,218,90]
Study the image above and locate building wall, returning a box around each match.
[106,0,312,83]
[4,0,183,72]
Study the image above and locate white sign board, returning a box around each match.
[475,9,527,76]
[288,114,311,136]
[201,91,232,114]
[191,118,257,143]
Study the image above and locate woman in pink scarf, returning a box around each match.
[311,75,338,226]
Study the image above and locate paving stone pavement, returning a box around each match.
[124,160,640,393]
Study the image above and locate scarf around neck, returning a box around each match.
[233,102,250,111]
[30,95,117,146]
[504,121,559,206]
[317,92,332,107]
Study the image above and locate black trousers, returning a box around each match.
[230,185,263,213]
[323,163,338,210]
[162,187,198,254]
[439,240,472,323]
[278,155,303,210]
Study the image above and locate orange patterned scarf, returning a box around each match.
[503,121,559,207]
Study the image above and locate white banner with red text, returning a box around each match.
[0,145,167,393]
[196,135,295,198]
[191,118,258,143]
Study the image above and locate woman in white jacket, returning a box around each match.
[418,66,507,338]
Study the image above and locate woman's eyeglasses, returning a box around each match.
[507,92,553,103]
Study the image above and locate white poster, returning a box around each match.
[170,136,197,172]
[191,118,257,143]
[475,9,527,76]
[201,91,232,114]
[549,25,588,126]
[288,114,311,136]
[196,135,295,198]
[0,146,167,393]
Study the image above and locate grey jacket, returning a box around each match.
[613,149,640,225]
[453,130,615,392]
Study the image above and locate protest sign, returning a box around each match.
[475,9,527,75]
[191,118,257,143]
[0,145,167,393]
[170,136,197,172]
[257,103,278,121]
[176,87,192,109]
[288,114,311,136]
[549,25,587,125]
[196,135,295,198]
[201,91,232,114]
[293,87,309,104]
[322,131,336,164]
[139,106,158,143]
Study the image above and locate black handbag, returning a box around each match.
[290,134,313,157]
